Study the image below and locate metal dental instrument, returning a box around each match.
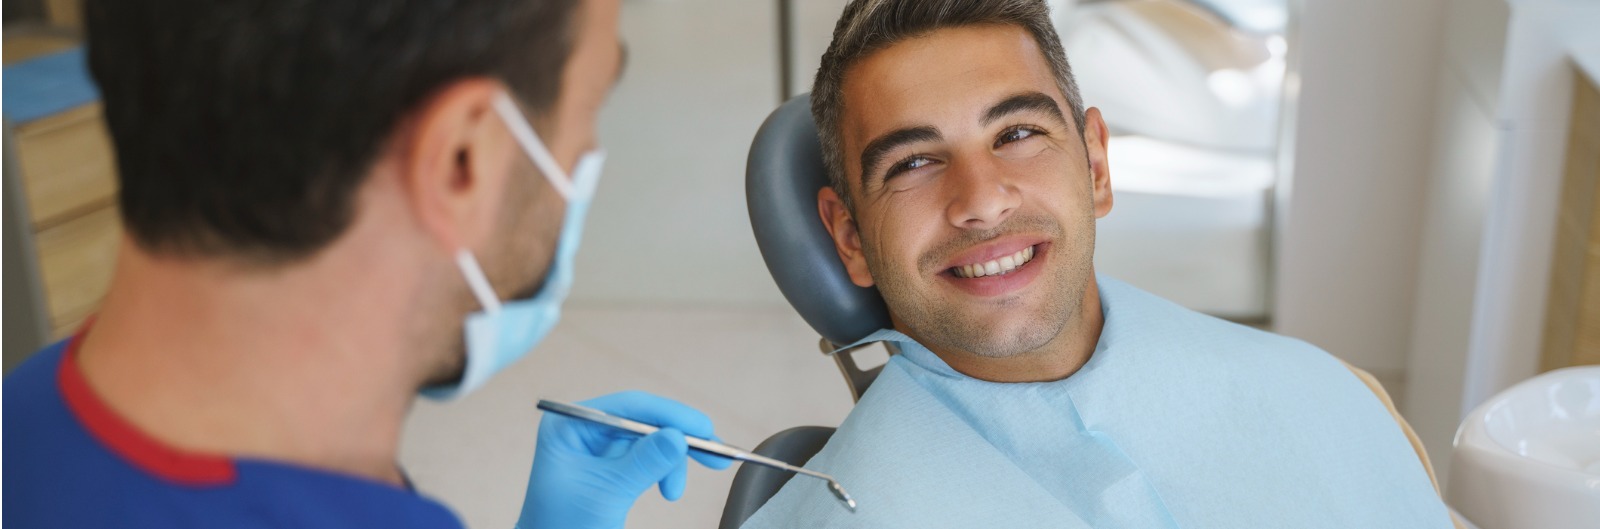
[536,399,857,512]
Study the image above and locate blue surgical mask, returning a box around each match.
[422,92,604,400]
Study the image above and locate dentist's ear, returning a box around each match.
[818,187,876,288]
[397,78,520,254]
[1083,107,1114,219]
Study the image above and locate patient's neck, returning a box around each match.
[906,281,1104,383]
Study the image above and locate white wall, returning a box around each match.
[1402,0,1508,482]
[789,0,854,97]
[570,0,789,308]
[1273,0,1449,376]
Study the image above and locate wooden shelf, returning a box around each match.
[15,103,119,230]
[6,31,121,340]
[37,206,120,338]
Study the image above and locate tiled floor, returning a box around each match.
[398,305,857,529]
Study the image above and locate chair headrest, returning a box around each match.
[746,94,890,346]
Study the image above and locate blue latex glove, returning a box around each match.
[516,391,734,529]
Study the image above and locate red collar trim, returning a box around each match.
[57,329,238,486]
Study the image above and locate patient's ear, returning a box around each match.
[818,187,875,288]
[1084,107,1114,219]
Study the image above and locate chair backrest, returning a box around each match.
[723,95,885,527]
[717,426,837,529]
[745,93,890,346]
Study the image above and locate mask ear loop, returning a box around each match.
[492,92,574,201]
[569,151,607,202]
[455,250,503,314]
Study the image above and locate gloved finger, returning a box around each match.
[658,458,688,501]
[623,428,688,494]
[536,411,640,458]
[687,435,735,470]
[579,391,717,439]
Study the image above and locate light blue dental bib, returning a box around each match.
[742,277,1452,528]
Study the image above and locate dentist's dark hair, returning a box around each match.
[84,0,580,263]
[811,0,1086,209]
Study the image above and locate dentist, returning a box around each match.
[2,1,729,528]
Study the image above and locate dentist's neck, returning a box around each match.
[74,229,438,485]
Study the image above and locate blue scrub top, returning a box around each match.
[3,336,467,528]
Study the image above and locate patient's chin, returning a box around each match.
[920,312,1064,359]
[897,271,1082,360]
[970,321,1061,358]
[873,245,1081,360]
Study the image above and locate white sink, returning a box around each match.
[1448,366,1600,529]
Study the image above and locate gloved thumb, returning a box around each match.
[624,428,689,499]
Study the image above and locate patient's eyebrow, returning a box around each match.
[858,125,942,188]
[982,91,1068,127]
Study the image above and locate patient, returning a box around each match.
[741,1,1459,527]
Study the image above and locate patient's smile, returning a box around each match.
[937,237,1052,298]
[951,245,1036,278]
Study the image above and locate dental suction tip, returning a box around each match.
[828,480,857,512]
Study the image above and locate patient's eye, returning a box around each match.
[994,126,1044,149]
[885,155,935,179]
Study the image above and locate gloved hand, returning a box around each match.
[516,391,733,529]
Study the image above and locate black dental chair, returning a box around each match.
[716,94,903,528]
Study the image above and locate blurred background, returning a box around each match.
[4,0,1597,528]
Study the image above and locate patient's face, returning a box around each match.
[821,25,1112,359]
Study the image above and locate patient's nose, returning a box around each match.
[945,157,1020,230]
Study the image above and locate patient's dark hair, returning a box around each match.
[84,0,579,263]
[812,0,1086,208]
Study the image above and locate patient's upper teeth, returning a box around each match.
[953,245,1041,279]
